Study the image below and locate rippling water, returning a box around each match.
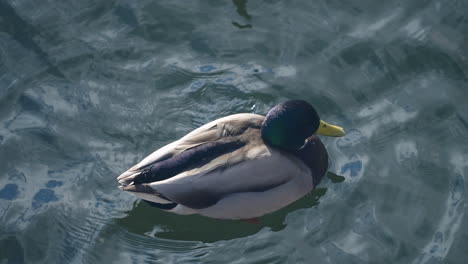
[1,0,467,263]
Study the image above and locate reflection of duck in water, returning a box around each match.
[118,100,345,220]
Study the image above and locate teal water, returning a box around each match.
[1,0,468,263]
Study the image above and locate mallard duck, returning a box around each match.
[117,100,345,220]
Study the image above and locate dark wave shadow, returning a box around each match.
[0,0,65,78]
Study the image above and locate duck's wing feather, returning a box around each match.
[148,144,311,209]
[117,113,264,186]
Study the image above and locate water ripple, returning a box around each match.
[1,0,468,263]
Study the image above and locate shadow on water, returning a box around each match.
[232,0,252,29]
[0,236,24,264]
[116,172,343,243]
[0,1,65,78]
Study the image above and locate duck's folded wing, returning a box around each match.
[148,148,311,209]
[117,113,264,186]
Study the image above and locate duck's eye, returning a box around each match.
[322,124,327,127]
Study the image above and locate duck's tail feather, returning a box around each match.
[117,169,142,186]
[117,164,178,207]
[120,183,175,205]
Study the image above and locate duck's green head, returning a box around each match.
[261,100,345,151]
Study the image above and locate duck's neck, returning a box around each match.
[294,135,328,186]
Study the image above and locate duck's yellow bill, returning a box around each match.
[316,120,346,137]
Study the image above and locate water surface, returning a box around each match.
[1,0,468,263]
